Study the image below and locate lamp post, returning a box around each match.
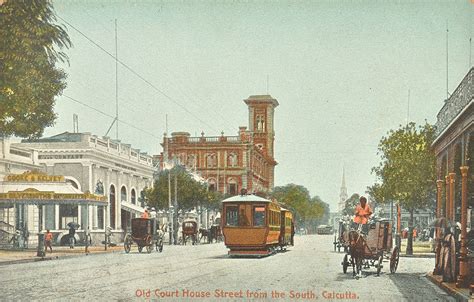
[168,169,173,245]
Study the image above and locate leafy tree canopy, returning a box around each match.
[342,193,361,216]
[146,166,221,212]
[370,122,436,211]
[270,184,327,227]
[0,0,71,138]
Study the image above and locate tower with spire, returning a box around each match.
[338,167,348,213]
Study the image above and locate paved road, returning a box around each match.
[1,235,453,301]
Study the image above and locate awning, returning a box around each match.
[121,201,145,215]
[0,171,107,206]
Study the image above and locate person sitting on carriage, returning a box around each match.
[353,196,372,234]
[141,209,149,219]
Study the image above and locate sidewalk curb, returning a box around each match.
[399,254,435,258]
[426,272,472,302]
[0,248,124,266]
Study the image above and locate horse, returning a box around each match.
[198,228,210,243]
[347,226,367,278]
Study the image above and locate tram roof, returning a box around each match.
[222,194,271,203]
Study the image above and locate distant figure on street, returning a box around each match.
[44,229,53,253]
[353,196,372,225]
[141,209,149,219]
[69,225,76,249]
[413,227,417,241]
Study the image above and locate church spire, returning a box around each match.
[338,166,348,213]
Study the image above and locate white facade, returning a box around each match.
[15,132,155,237]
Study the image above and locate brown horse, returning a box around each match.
[348,229,366,278]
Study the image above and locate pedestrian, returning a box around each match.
[413,227,417,241]
[84,227,91,254]
[44,229,53,253]
[69,224,76,249]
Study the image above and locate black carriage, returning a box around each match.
[341,219,399,277]
[182,220,198,245]
[124,218,164,253]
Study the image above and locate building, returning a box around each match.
[338,168,348,213]
[158,95,278,195]
[431,67,473,287]
[15,132,155,243]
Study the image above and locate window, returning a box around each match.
[97,206,104,229]
[256,115,265,132]
[131,189,136,205]
[121,186,127,202]
[253,206,265,227]
[59,204,78,229]
[226,206,238,226]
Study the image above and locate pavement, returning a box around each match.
[426,273,473,302]
[0,235,469,301]
[0,245,123,266]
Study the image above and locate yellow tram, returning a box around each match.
[221,193,294,256]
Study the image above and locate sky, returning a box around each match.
[46,0,473,211]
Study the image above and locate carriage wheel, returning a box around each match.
[124,235,131,254]
[146,244,152,254]
[376,254,383,276]
[138,245,143,253]
[442,234,456,282]
[390,246,399,273]
[342,254,349,274]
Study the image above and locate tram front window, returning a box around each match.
[253,206,265,227]
[226,206,238,226]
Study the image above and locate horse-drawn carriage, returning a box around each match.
[334,217,351,252]
[341,218,400,277]
[182,219,198,245]
[124,218,164,253]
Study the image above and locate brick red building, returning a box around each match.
[158,95,278,195]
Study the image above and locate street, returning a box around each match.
[1,235,453,301]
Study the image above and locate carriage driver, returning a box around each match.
[354,196,373,232]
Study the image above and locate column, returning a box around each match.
[445,175,450,222]
[434,179,444,274]
[456,166,469,287]
[55,205,59,230]
[449,172,456,222]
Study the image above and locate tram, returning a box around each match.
[221,193,294,256]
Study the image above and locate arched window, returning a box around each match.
[208,178,217,192]
[187,154,196,169]
[256,115,265,132]
[121,186,127,202]
[207,153,216,168]
[228,153,238,167]
[228,178,238,196]
[131,189,136,205]
[66,179,79,189]
[109,185,116,229]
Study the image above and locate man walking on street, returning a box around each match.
[69,224,76,249]
[44,229,53,253]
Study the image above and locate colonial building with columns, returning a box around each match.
[431,67,473,287]
[158,95,278,195]
[15,132,154,242]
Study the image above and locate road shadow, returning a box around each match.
[388,273,452,301]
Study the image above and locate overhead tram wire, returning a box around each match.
[62,94,160,140]
[57,15,219,133]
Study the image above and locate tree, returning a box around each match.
[370,122,436,255]
[146,166,219,213]
[342,193,360,216]
[270,184,327,233]
[0,0,71,138]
